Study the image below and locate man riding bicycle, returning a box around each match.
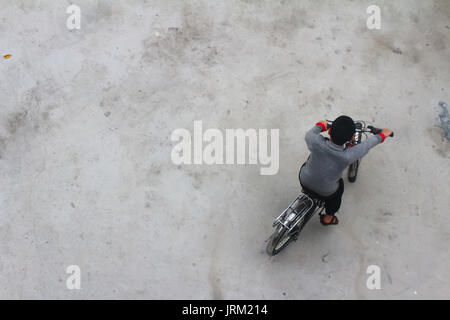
[299,115,393,226]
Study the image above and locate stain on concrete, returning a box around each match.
[167,27,182,34]
[408,105,419,116]
[410,50,422,64]
[208,270,223,300]
[389,233,398,241]
[7,111,28,134]
[97,1,113,20]
[392,48,403,55]
[427,125,450,158]
[410,13,420,24]
[433,34,447,51]
[41,111,50,121]
[188,171,203,189]
[438,102,450,140]
[373,35,403,55]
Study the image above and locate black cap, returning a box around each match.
[330,115,356,145]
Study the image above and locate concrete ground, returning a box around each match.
[0,0,449,299]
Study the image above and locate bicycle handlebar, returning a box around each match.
[326,120,394,138]
[367,125,394,138]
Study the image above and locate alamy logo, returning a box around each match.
[66,5,81,30]
[170,121,279,175]
[66,265,81,290]
[366,265,381,290]
[366,5,381,30]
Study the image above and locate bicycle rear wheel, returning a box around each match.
[266,201,315,256]
[266,224,295,256]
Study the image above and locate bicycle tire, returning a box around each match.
[266,224,296,256]
[348,130,363,183]
[266,202,315,256]
[348,159,359,183]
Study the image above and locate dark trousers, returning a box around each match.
[298,166,344,216]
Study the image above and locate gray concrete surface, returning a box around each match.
[0,0,449,299]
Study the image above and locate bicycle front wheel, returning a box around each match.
[348,159,360,183]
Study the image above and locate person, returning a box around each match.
[299,115,393,226]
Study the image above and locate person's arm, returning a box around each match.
[305,122,327,151]
[345,131,388,163]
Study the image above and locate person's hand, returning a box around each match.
[318,120,329,129]
[381,128,393,137]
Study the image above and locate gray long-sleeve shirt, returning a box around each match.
[299,125,382,196]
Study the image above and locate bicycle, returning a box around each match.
[266,120,394,256]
